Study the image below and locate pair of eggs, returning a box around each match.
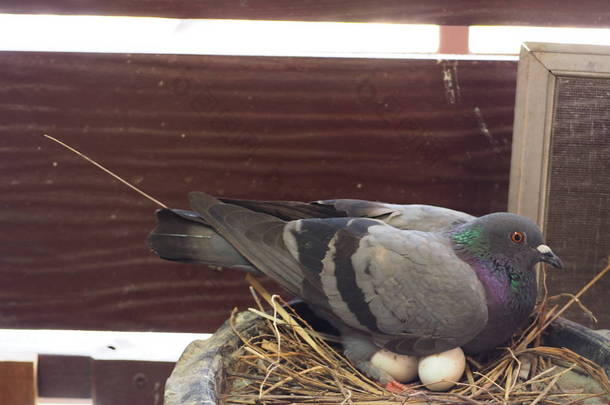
[370,347,466,391]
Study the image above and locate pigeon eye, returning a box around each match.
[510,231,525,244]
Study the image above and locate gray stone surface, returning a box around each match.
[558,367,609,404]
[164,310,259,405]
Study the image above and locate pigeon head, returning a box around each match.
[452,213,562,271]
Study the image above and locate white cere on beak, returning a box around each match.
[536,244,552,254]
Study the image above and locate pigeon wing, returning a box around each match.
[284,217,488,356]
[221,197,474,232]
[346,225,488,355]
[316,200,475,231]
[189,192,487,356]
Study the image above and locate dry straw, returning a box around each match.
[224,263,610,405]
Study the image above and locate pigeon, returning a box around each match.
[148,192,562,384]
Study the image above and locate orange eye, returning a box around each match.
[510,231,525,244]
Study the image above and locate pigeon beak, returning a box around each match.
[536,245,563,268]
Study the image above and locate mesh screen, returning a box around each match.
[546,76,610,328]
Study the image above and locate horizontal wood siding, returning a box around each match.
[1,1,610,27]
[1,52,517,332]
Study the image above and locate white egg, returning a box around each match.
[417,347,466,391]
[371,349,419,383]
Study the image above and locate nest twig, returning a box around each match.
[223,262,610,405]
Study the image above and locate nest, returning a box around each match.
[222,262,610,405]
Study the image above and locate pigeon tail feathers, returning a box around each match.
[147,208,259,273]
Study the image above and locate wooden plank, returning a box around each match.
[38,355,92,398]
[2,1,610,27]
[92,360,173,405]
[439,26,470,55]
[0,51,517,332]
[0,361,37,405]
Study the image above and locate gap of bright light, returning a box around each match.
[0,14,439,56]
[470,25,610,54]
[0,329,210,362]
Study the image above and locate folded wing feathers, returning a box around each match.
[357,226,488,354]
[186,192,487,356]
[189,192,305,296]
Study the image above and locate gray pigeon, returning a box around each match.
[148,192,562,383]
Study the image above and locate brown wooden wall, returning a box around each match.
[0,51,519,332]
[2,1,610,27]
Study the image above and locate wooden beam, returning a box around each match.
[0,361,37,405]
[36,356,175,403]
[439,26,470,54]
[92,360,174,405]
[38,355,92,399]
[1,1,610,28]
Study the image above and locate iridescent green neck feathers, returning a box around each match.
[452,227,489,258]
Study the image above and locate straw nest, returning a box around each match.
[222,263,610,405]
